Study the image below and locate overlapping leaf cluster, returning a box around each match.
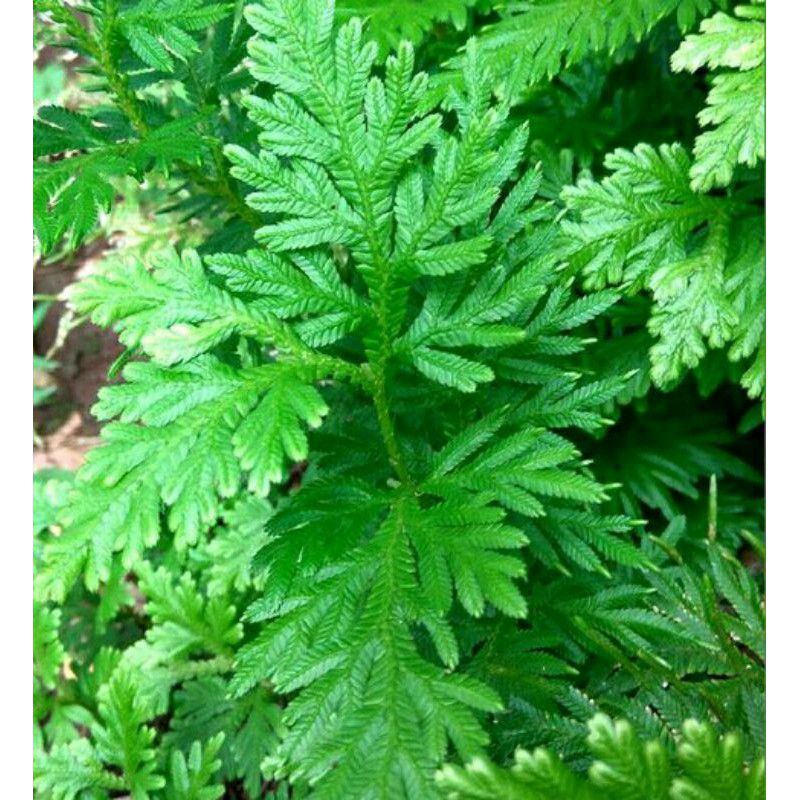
[33,0,253,255]
[34,472,281,800]
[438,713,765,799]
[33,0,765,797]
[556,2,765,398]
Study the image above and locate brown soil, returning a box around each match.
[34,240,123,470]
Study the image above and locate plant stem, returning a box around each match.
[97,1,148,133]
[371,365,412,486]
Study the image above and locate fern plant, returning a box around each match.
[39,2,636,787]
[436,0,726,101]
[556,1,765,398]
[33,0,766,797]
[437,713,766,799]
[454,494,765,767]
[33,0,257,256]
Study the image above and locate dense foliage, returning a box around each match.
[33,1,765,798]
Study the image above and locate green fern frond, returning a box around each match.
[525,509,646,574]
[119,0,234,72]
[34,146,131,254]
[94,670,166,796]
[337,0,477,55]
[560,143,714,291]
[35,361,326,599]
[137,565,242,661]
[204,495,274,595]
[437,714,765,800]
[164,734,226,800]
[495,513,764,759]
[37,249,353,599]
[166,679,283,797]
[672,1,765,191]
[33,0,245,254]
[35,669,166,800]
[559,143,764,395]
[234,497,505,796]
[441,0,721,99]
[34,738,125,800]
[422,421,611,521]
[646,535,765,675]
[464,619,579,711]
[33,604,65,693]
[33,109,208,255]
